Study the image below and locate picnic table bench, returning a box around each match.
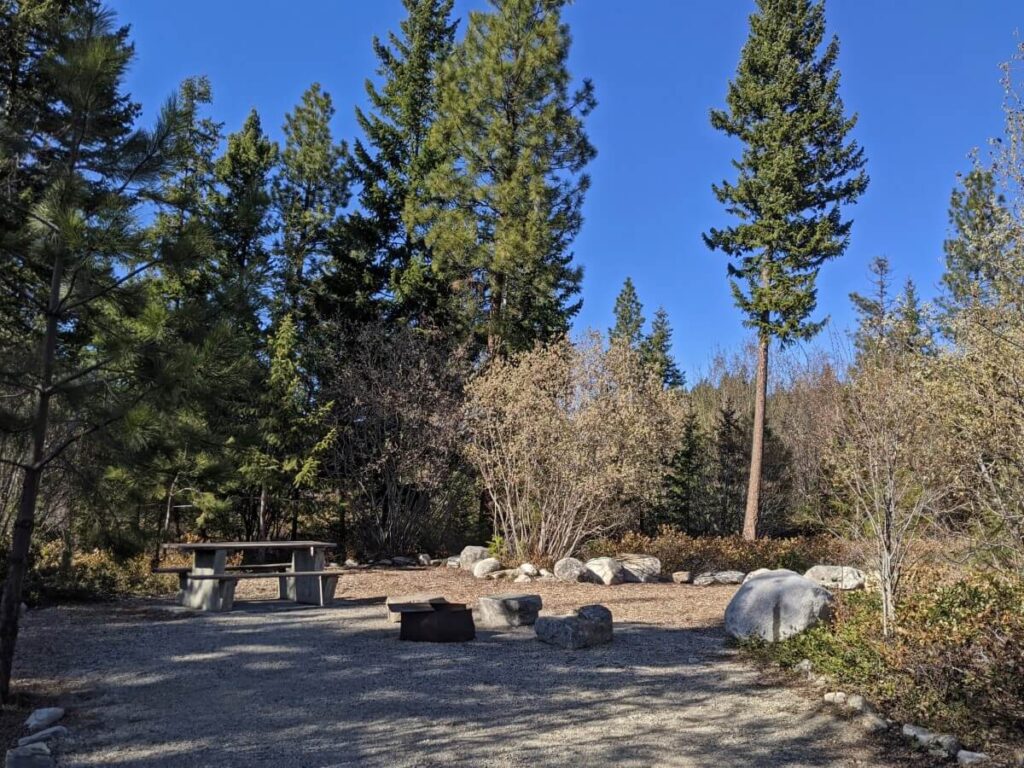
[159,541,339,612]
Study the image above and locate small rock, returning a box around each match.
[343,558,360,568]
[617,553,661,583]
[794,658,813,676]
[17,727,68,747]
[860,713,888,733]
[535,604,613,649]
[671,571,692,584]
[25,708,64,733]
[477,593,543,628]
[845,693,865,711]
[459,545,490,571]
[823,691,846,705]
[935,735,962,757]
[391,555,416,566]
[804,565,866,591]
[486,568,519,580]
[957,750,989,765]
[693,573,716,586]
[377,558,394,566]
[539,568,554,578]
[583,557,624,586]
[430,558,443,566]
[713,570,746,584]
[519,563,539,577]
[473,557,502,578]
[514,574,532,583]
[553,557,587,582]
[417,554,432,566]
[445,556,461,568]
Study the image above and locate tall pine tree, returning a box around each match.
[414,0,596,357]
[609,277,645,349]
[347,0,457,326]
[705,0,867,538]
[641,307,685,389]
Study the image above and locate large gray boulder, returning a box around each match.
[617,553,661,583]
[584,557,624,585]
[459,545,490,571]
[476,593,543,628]
[5,742,52,768]
[535,604,613,649]
[724,569,833,642]
[472,557,503,578]
[804,565,865,591]
[553,557,586,582]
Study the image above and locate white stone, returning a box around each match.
[584,557,624,585]
[553,557,587,582]
[486,568,519,580]
[957,750,989,765]
[514,574,532,583]
[671,571,692,584]
[472,558,502,578]
[519,563,539,577]
[539,568,554,578]
[344,558,360,568]
[724,569,833,642]
[845,693,866,711]
[25,708,64,733]
[713,570,746,584]
[445,556,461,568]
[823,691,846,705]
[794,658,813,676]
[617,553,661,583]
[804,565,865,591]
[417,554,432,566]
[17,727,68,747]
[459,545,490,571]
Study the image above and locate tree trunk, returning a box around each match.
[0,250,63,702]
[742,336,769,540]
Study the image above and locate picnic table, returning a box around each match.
[160,541,339,612]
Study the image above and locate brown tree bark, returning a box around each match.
[0,249,63,701]
[742,335,769,540]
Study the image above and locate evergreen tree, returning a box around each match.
[941,167,1013,316]
[609,277,645,349]
[849,255,894,358]
[414,0,596,356]
[660,408,708,532]
[274,83,348,318]
[708,402,749,536]
[641,307,685,389]
[0,1,194,699]
[704,0,868,539]
[347,0,457,325]
[893,278,934,356]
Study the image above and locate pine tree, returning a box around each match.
[347,0,457,325]
[0,1,194,700]
[704,0,868,539]
[641,307,685,389]
[609,277,645,349]
[941,167,1012,315]
[414,0,596,356]
[893,278,934,356]
[849,255,894,358]
[661,408,708,532]
[274,83,348,318]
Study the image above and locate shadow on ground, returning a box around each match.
[14,596,910,768]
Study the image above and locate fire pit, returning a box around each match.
[395,602,475,643]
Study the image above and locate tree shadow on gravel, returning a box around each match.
[17,599,928,768]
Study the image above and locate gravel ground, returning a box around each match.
[11,567,920,767]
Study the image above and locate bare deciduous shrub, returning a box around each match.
[465,333,683,561]
[322,324,471,556]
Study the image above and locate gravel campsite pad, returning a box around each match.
[13,568,915,767]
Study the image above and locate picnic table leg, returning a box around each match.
[180,549,229,611]
[287,547,324,604]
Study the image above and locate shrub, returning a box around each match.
[30,540,180,602]
[582,527,847,574]
[746,577,1024,757]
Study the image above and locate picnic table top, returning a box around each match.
[162,541,336,552]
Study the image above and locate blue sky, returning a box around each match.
[108,0,1023,378]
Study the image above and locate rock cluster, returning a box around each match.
[8,708,68,768]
